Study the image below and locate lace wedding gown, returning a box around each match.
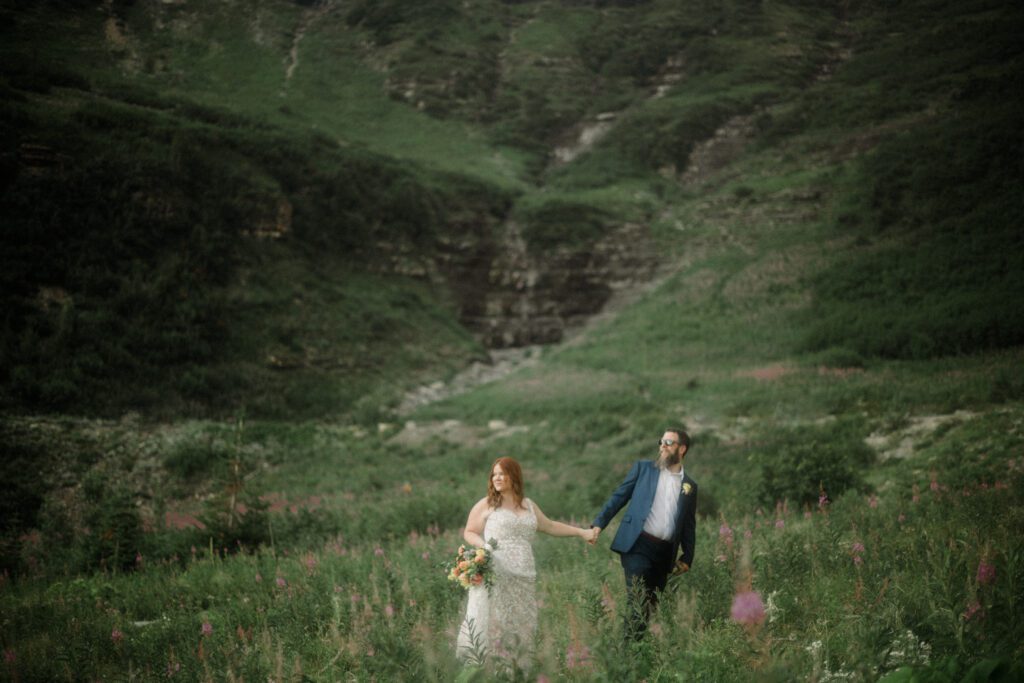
[456,500,538,667]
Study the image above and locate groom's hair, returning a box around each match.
[667,429,691,451]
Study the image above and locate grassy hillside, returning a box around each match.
[1,0,1023,680]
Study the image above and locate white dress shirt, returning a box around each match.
[642,467,684,541]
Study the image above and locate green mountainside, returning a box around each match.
[3,0,1021,419]
[1,0,1023,679]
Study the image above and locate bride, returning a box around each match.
[456,456,596,668]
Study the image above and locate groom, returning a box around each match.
[591,428,698,639]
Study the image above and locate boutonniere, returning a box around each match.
[682,483,693,496]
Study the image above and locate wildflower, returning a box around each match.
[775,519,785,529]
[255,572,262,583]
[715,553,727,563]
[135,553,143,567]
[744,529,753,540]
[853,555,863,566]
[565,643,592,669]
[898,514,906,523]
[804,510,812,519]
[350,593,361,604]
[374,547,385,557]
[166,660,181,677]
[818,492,829,509]
[421,551,430,561]
[384,604,395,618]
[537,676,551,683]
[851,542,865,554]
[869,495,879,509]
[730,590,766,625]
[201,622,213,637]
[719,523,733,539]
[976,560,996,586]
[304,554,317,572]
[111,628,124,644]
[963,600,984,622]
[912,484,920,504]
[275,576,287,588]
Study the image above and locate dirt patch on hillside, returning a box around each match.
[736,364,794,381]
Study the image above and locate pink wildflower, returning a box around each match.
[804,510,812,519]
[744,529,753,540]
[852,542,865,554]
[963,600,984,622]
[976,561,996,586]
[818,493,829,509]
[275,576,287,588]
[565,643,592,669]
[537,676,551,683]
[421,552,430,561]
[853,555,863,566]
[869,495,879,509]
[719,524,733,538]
[384,604,395,618]
[111,628,124,644]
[930,479,940,492]
[775,519,785,529]
[730,590,766,625]
[255,572,262,583]
[898,513,906,523]
[374,547,385,557]
[201,622,213,637]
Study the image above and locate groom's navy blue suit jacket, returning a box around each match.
[592,460,697,568]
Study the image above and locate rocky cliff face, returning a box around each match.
[380,218,660,349]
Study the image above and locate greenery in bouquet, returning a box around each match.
[446,540,498,590]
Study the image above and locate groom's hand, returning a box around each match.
[588,526,601,545]
[671,560,690,576]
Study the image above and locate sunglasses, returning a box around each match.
[659,439,679,447]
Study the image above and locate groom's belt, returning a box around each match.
[640,531,672,547]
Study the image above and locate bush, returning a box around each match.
[751,420,876,506]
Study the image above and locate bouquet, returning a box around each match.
[446,540,498,590]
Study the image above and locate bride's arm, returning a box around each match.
[533,501,592,541]
[463,498,491,547]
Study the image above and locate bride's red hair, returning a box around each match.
[487,457,525,510]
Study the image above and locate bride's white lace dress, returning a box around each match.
[457,500,538,667]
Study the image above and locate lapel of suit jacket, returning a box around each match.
[675,473,694,524]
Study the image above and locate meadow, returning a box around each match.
[2,0,1024,680]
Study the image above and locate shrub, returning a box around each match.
[751,420,875,506]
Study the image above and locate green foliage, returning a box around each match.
[801,104,1024,359]
[751,420,876,506]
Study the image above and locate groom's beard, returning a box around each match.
[659,451,681,468]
